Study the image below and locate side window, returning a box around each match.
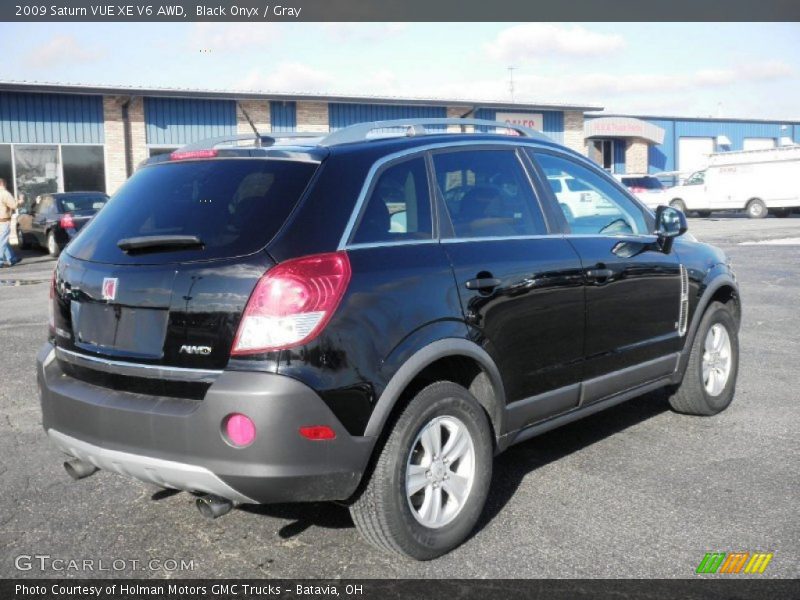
[531,151,648,236]
[432,149,546,239]
[351,157,432,245]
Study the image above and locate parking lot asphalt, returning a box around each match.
[1,215,798,579]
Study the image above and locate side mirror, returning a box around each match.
[654,205,687,253]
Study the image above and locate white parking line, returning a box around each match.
[739,238,800,245]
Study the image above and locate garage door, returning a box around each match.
[743,138,776,151]
[678,137,714,173]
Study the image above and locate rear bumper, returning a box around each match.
[37,342,374,504]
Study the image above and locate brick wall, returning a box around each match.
[296,101,329,133]
[563,110,586,155]
[237,100,270,135]
[102,96,127,194]
[102,96,148,194]
[128,97,147,174]
[625,139,649,174]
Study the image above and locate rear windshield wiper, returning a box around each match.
[117,235,204,253]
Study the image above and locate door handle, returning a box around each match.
[585,268,614,281]
[465,277,502,291]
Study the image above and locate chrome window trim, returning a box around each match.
[55,347,222,384]
[346,239,440,251]
[337,140,549,250]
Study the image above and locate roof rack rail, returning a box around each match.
[318,118,549,146]
[177,132,324,152]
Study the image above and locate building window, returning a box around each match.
[13,145,60,206]
[63,145,106,192]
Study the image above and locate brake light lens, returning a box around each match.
[629,186,646,193]
[60,213,75,229]
[170,149,218,161]
[231,251,351,355]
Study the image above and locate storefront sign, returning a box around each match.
[584,117,665,145]
[495,112,544,132]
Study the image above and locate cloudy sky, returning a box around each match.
[1,22,798,119]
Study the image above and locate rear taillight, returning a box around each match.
[170,149,218,161]
[629,186,646,193]
[60,213,75,229]
[231,251,352,355]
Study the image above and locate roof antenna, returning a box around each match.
[508,66,516,103]
[237,102,262,147]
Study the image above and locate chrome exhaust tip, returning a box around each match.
[196,494,234,519]
[64,458,99,480]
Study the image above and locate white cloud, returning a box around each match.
[238,63,334,92]
[192,23,283,52]
[322,23,408,42]
[24,36,101,68]
[485,24,626,62]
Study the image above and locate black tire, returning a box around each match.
[745,198,767,219]
[350,381,493,560]
[47,230,61,257]
[669,199,687,213]
[668,301,739,416]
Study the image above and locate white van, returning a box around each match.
[657,145,800,218]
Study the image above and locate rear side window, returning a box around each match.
[350,157,432,245]
[433,149,546,238]
[67,159,317,264]
[58,195,108,212]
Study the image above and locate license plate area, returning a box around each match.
[71,301,169,359]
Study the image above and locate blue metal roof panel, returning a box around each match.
[0,92,103,144]
[144,97,236,145]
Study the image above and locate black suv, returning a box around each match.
[37,119,740,560]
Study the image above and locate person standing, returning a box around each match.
[0,178,22,267]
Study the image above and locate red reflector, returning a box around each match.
[60,213,75,229]
[299,425,336,441]
[223,413,256,447]
[170,149,218,161]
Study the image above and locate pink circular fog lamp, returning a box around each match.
[223,413,256,447]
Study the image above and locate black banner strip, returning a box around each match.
[4,0,800,22]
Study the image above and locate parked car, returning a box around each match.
[38,119,741,560]
[614,174,666,207]
[17,191,109,256]
[663,145,800,218]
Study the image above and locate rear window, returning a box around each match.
[67,159,317,264]
[57,195,108,212]
[621,177,664,190]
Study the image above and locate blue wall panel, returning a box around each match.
[144,97,236,145]
[474,108,564,142]
[646,118,800,174]
[270,101,296,132]
[329,103,446,131]
[0,92,104,144]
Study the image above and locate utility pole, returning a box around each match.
[508,66,516,103]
